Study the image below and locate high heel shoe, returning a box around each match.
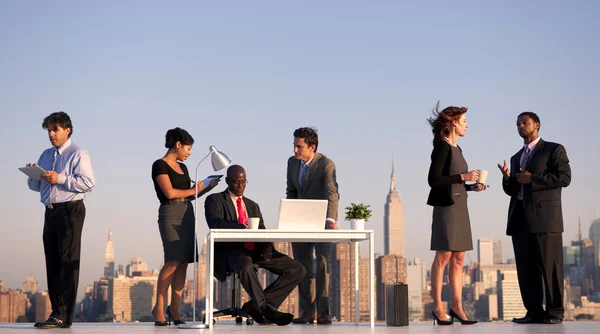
[432,311,453,325]
[152,307,168,326]
[449,309,477,325]
[166,306,186,326]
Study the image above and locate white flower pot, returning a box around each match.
[350,219,365,230]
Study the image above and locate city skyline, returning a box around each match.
[1,1,599,299]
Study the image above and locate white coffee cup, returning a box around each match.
[248,217,260,230]
[476,169,488,184]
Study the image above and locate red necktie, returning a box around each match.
[236,197,254,251]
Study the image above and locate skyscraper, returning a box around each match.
[376,254,406,320]
[477,238,494,266]
[406,258,426,320]
[383,160,405,257]
[104,229,115,278]
[22,275,38,295]
[493,240,503,264]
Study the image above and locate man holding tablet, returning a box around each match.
[24,111,95,329]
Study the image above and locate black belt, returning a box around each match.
[161,198,190,205]
[47,200,82,209]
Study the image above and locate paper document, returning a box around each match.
[19,165,47,180]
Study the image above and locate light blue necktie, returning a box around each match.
[299,163,308,190]
[40,148,58,207]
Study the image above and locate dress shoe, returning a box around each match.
[261,304,293,326]
[242,301,272,325]
[152,307,168,326]
[317,312,332,325]
[512,316,544,324]
[544,317,563,324]
[292,312,315,324]
[449,309,477,325]
[37,316,68,329]
[166,306,186,325]
[432,311,453,326]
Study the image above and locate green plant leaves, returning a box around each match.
[344,202,372,221]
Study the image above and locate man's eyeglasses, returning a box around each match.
[232,180,249,186]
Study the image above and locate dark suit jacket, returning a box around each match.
[502,139,571,235]
[427,139,473,206]
[286,152,339,221]
[204,190,269,282]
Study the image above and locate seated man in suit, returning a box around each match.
[204,164,306,326]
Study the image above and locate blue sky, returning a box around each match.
[1,1,599,299]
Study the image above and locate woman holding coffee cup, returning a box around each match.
[426,103,487,325]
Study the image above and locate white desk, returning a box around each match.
[204,229,375,328]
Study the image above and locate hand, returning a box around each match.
[259,244,273,262]
[195,181,205,190]
[461,170,479,182]
[497,160,510,180]
[40,171,58,184]
[325,221,338,230]
[472,183,488,192]
[515,168,532,184]
[26,163,38,167]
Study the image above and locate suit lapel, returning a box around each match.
[243,198,255,217]
[292,159,301,190]
[304,153,321,189]
[525,139,545,170]
[223,191,237,221]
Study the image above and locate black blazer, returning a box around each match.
[427,139,472,206]
[204,190,269,282]
[502,139,571,235]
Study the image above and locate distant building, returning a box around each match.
[104,229,115,278]
[22,275,38,295]
[384,161,405,257]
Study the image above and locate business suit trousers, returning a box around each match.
[511,202,564,320]
[226,248,305,309]
[292,242,332,315]
[43,200,85,325]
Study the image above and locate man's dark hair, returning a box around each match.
[293,127,319,151]
[518,111,541,129]
[226,165,246,179]
[165,127,194,149]
[42,111,73,137]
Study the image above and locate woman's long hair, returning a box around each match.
[427,101,468,143]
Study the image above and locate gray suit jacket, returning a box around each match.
[286,152,339,221]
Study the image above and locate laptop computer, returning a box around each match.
[276,199,328,231]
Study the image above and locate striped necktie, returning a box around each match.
[40,148,58,207]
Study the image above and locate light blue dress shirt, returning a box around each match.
[27,139,95,206]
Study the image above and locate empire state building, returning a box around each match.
[383,161,405,257]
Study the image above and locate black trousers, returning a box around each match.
[511,202,564,320]
[43,200,85,324]
[226,248,305,309]
[292,242,332,315]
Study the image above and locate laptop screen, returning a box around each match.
[276,199,328,231]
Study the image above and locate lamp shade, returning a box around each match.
[209,145,231,171]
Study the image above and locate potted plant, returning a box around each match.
[344,203,372,230]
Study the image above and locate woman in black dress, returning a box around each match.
[151,127,218,325]
[426,103,487,325]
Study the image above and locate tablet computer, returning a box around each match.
[18,165,47,181]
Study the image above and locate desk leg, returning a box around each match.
[204,234,210,326]
[354,241,359,325]
[207,234,215,328]
[369,232,375,328]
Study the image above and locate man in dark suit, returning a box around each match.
[498,112,571,324]
[286,127,339,325]
[204,165,306,326]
